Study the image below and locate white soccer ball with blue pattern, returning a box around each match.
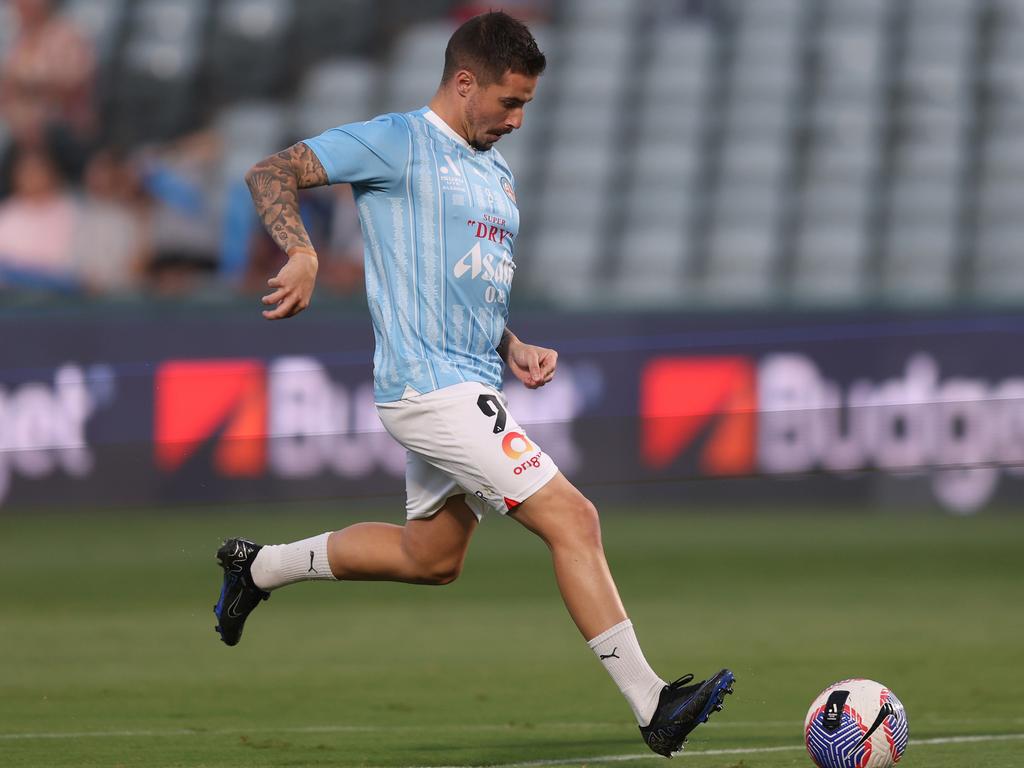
[804,679,909,768]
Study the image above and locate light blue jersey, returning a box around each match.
[304,108,520,403]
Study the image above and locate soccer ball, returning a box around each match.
[804,679,909,768]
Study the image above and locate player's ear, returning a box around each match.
[454,69,476,97]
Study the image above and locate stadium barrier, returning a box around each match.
[3,308,1024,514]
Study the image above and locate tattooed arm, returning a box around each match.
[245,142,329,319]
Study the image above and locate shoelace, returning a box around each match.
[666,674,696,690]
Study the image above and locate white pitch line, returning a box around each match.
[1,723,1022,768]
[913,733,1024,746]
[409,733,1024,768]
[409,745,801,768]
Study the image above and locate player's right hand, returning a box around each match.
[262,248,319,319]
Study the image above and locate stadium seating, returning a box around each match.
[291,0,379,66]
[790,0,885,303]
[111,0,207,143]
[209,0,295,103]
[384,21,457,114]
[6,0,1024,306]
[63,0,127,67]
[974,0,1024,300]
[520,2,640,302]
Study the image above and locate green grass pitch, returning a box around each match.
[1,503,1021,767]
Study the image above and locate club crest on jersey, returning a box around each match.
[500,176,517,205]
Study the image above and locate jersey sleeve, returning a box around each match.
[302,113,410,190]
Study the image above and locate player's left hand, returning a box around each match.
[507,339,557,389]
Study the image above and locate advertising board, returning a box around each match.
[2,309,1022,513]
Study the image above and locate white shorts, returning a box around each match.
[376,382,560,520]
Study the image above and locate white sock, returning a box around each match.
[587,619,667,725]
[249,532,336,591]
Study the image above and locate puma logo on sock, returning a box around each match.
[307,551,317,573]
[600,647,620,660]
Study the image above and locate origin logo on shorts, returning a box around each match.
[502,431,533,459]
[511,452,543,476]
[502,431,542,476]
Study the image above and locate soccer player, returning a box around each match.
[214,11,733,757]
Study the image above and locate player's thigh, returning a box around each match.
[509,471,601,549]
[401,493,478,569]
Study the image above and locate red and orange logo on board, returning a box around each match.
[640,356,757,475]
[154,359,267,476]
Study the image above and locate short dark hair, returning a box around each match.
[441,11,546,86]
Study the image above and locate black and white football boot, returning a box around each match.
[213,537,270,647]
[640,669,736,757]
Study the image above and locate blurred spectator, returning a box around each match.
[0,0,97,146]
[71,148,151,295]
[0,142,78,289]
[138,129,223,295]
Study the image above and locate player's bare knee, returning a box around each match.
[405,546,464,585]
[419,558,462,585]
[546,495,602,553]
[573,496,603,552]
